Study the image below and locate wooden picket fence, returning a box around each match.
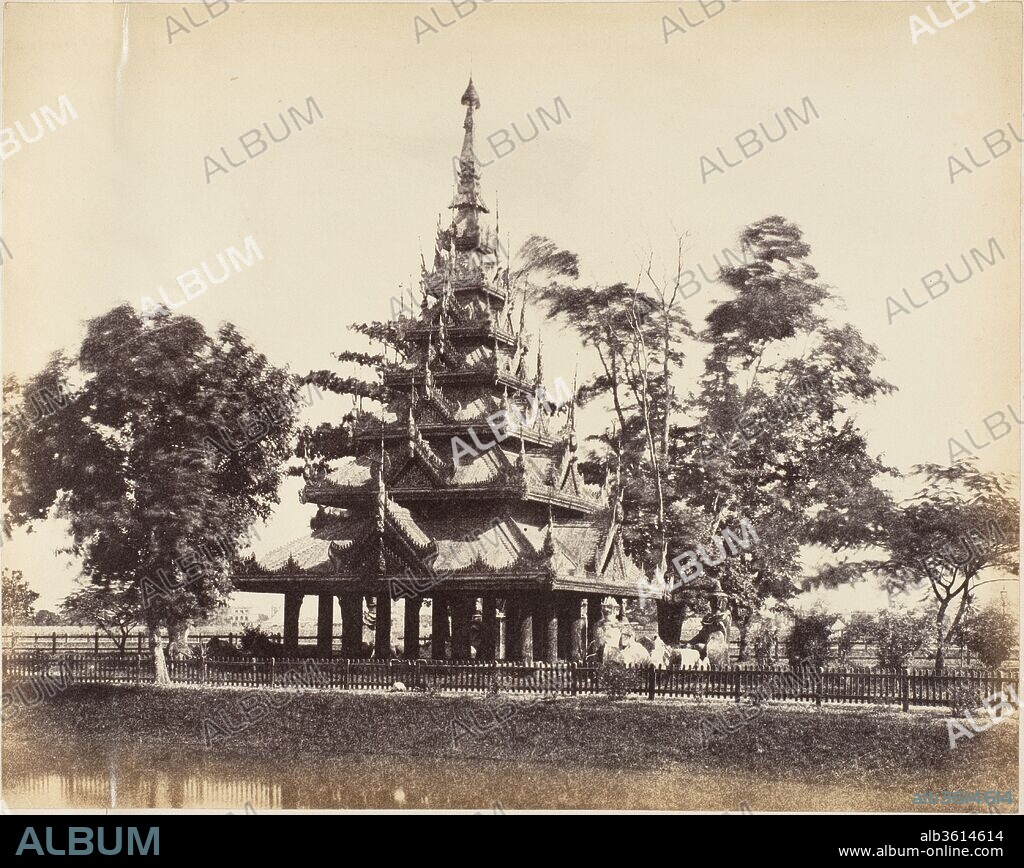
[2,652,1018,713]
[3,631,1013,673]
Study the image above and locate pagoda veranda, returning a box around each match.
[235,80,650,661]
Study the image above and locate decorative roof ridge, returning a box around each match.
[597,491,622,576]
[381,496,435,553]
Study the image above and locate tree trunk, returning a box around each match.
[151,629,171,686]
[934,601,949,675]
[736,610,753,662]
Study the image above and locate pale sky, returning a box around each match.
[1,2,1020,618]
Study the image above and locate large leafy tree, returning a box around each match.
[61,581,142,654]
[541,217,896,647]
[3,305,301,660]
[538,241,694,593]
[1,567,38,624]
[862,462,1018,672]
[667,217,895,649]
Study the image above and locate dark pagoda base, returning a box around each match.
[265,587,624,662]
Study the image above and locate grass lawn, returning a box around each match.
[2,684,1017,811]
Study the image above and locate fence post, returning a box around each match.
[94,632,99,654]
[250,657,257,685]
[647,664,656,701]
[134,654,142,686]
[52,632,57,653]
[200,654,207,685]
[270,657,276,688]
[138,633,143,654]
[570,662,578,697]
[900,667,909,712]
[815,667,823,708]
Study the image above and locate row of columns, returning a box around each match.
[283,590,625,661]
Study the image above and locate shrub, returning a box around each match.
[956,605,1017,669]
[751,621,780,667]
[947,682,985,716]
[238,625,283,658]
[787,611,834,669]
[598,662,640,699]
[840,609,933,669]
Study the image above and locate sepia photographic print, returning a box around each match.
[0,0,1020,841]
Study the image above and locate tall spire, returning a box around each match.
[450,79,489,249]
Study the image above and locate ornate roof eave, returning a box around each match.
[403,323,517,346]
[232,571,646,597]
[349,422,560,449]
[383,368,536,394]
[301,482,602,514]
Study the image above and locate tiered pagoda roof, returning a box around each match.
[235,80,652,600]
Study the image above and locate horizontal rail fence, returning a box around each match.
[2,654,1018,712]
[3,633,1015,672]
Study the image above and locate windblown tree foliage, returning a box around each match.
[540,216,896,648]
[3,305,301,655]
[854,462,1019,672]
[673,216,896,650]
[538,241,694,580]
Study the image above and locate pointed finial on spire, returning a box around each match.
[535,335,544,387]
[461,77,480,110]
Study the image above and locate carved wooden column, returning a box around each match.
[504,597,520,661]
[586,594,603,655]
[558,595,584,661]
[541,592,559,662]
[374,592,392,658]
[403,597,422,659]
[339,593,363,657]
[569,596,586,662]
[451,595,476,660]
[479,595,498,661]
[316,593,334,657]
[517,595,534,663]
[284,592,302,655]
[431,594,449,659]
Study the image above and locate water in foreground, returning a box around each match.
[1,738,993,812]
